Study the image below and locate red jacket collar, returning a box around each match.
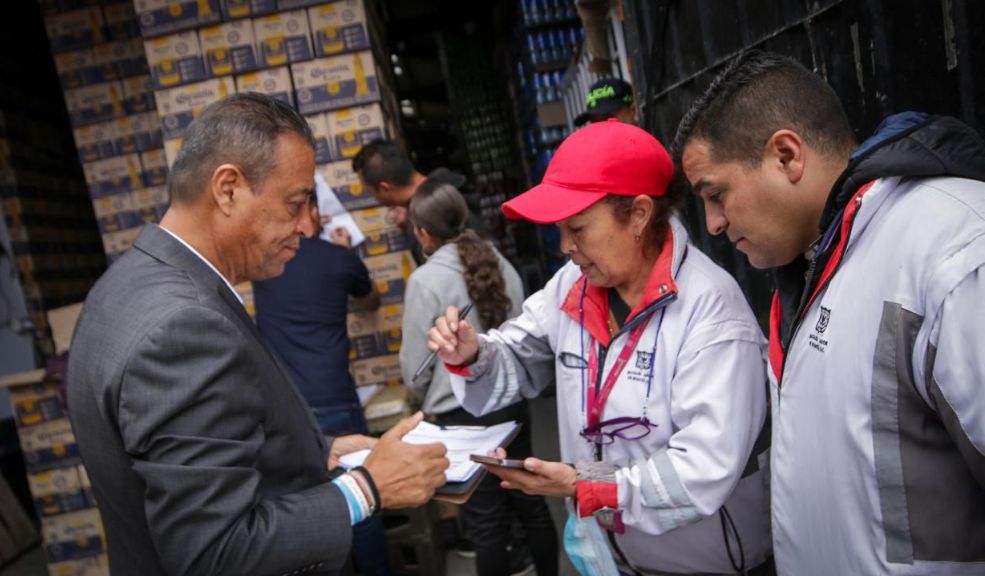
[560,228,679,346]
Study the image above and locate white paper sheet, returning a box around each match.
[315,172,365,247]
[338,420,519,483]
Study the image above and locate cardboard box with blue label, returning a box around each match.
[357,229,411,258]
[347,303,403,338]
[291,50,380,115]
[18,419,80,473]
[351,353,402,387]
[113,112,164,155]
[253,10,312,67]
[235,66,293,106]
[349,205,398,235]
[42,508,105,563]
[94,38,149,80]
[139,150,169,188]
[54,49,100,89]
[92,190,139,234]
[131,185,170,223]
[122,75,157,115]
[44,7,104,53]
[317,160,378,210]
[199,20,258,77]
[349,332,387,361]
[101,226,142,259]
[325,102,385,161]
[102,1,140,41]
[83,154,143,198]
[64,82,125,127]
[308,0,371,58]
[47,553,110,576]
[144,31,207,89]
[29,466,88,518]
[306,113,331,163]
[73,122,116,163]
[220,0,277,20]
[8,382,68,429]
[155,76,235,140]
[134,0,220,38]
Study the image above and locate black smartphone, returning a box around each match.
[469,454,526,469]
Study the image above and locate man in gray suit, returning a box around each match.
[67,93,449,576]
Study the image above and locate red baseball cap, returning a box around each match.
[502,119,674,224]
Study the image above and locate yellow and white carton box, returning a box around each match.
[134,0,220,38]
[199,20,258,77]
[44,7,104,53]
[291,50,380,115]
[317,160,377,210]
[347,302,403,339]
[93,38,150,80]
[113,112,164,155]
[72,121,116,163]
[102,1,139,40]
[64,82,125,127]
[83,154,143,198]
[121,75,157,115]
[364,250,413,306]
[101,226,142,257]
[253,10,313,68]
[349,206,396,235]
[351,354,402,388]
[220,0,277,20]
[47,553,110,576]
[139,149,169,188]
[131,185,170,223]
[53,49,98,89]
[155,76,235,139]
[42,508,105,564]
[28,466,88,518]
[92,191,138,234]
[305,113,331,163]
[235,66,294,106]
[324,102,385,161]
[308,0,371,58]
[144,31,207,89]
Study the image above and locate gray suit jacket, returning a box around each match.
[68,224,352,576]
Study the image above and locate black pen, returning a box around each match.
[412,303,473,381]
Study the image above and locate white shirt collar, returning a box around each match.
[159,225,244,305]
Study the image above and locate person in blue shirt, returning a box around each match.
[254,200,387,575]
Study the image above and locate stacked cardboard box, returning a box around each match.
[44,1,167,268]
[0,305,107,575]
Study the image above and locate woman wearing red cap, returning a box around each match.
[427,120,772,575]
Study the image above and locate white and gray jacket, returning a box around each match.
[768,114,985,575]
[400,241,524,415]
[450,218,772,575]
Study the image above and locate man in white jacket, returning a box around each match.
[674,50,985,575]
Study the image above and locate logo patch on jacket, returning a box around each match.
[635,350,653,370]
[809,306,831,353]
[816,306,831,333]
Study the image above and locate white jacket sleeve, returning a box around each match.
[923,264,985,487]
[616,319,767,534]
[399,275,442,402]
[450,280,559,417]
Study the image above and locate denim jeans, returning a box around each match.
[313,403,391,576]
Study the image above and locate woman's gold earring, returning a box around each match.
[634,233,641,243]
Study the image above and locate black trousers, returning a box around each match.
[434,403,559,576]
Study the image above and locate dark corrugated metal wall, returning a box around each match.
[622,0,985,324]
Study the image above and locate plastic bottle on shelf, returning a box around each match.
[536,32,547,65]
[529,0,542,25]
[533,73,544,105]
[527,33,539,65]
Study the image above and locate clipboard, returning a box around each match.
[433,422,523,505]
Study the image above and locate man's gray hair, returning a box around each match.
[168,92,315,203]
